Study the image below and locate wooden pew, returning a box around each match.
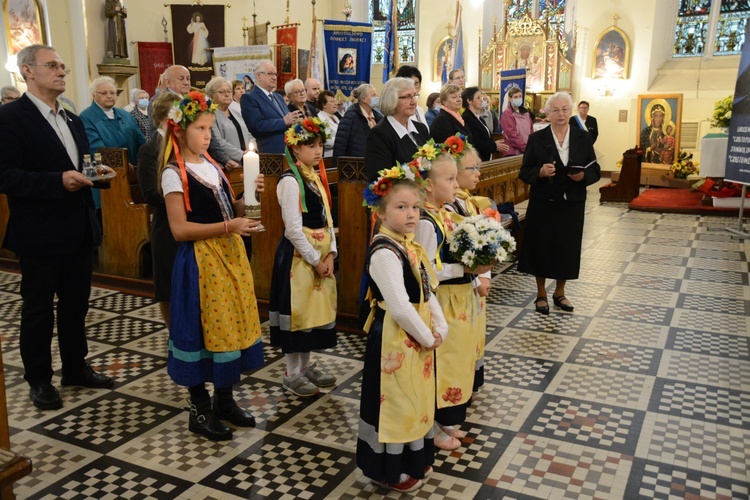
[98,147,151,278]
[474,154,528,206]
[600,147,643,203]
[0,342,33,499]
[336,157,369,319]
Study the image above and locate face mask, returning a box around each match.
[481,100,489,109]
[511,98,523,108]
[370,96,379,107]
[137,98,149,109]
[435,105,441,112]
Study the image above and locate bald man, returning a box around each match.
[149,65,190,129]
[305,78,321,115]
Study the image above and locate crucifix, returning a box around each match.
[611,13,620,27]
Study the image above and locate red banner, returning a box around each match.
[275,25,298,89]
[137,42,174,96]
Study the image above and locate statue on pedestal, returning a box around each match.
[105,0,128,60]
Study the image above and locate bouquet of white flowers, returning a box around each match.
[447,214,516,271]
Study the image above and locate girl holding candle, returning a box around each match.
[159,91,265,441]
[269,118,338,397]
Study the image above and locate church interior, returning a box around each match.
[0,0,749,498]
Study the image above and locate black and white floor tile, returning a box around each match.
[3,185,750,499]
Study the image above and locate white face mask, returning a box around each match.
[369,96,380,108]
[511,97,523,108]
[481,100,489,109]
[137,98,149,109]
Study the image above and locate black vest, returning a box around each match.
[280,170,328,229]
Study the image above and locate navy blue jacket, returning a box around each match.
[333,104,382,160]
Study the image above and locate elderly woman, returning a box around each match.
[333,83,382,160]
[129,88,150,138]
[205,76,255,168]
[429,83,470,143]
[316,90,340,158]
[461,86,508,161]
[80,76,145,168]
[500,85,534,155]
[123,87,140,112]
[425,92,441,127]
[518,92,601,315]
[364,77,430,180]
[285,78,314,118]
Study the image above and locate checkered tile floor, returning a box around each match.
[3,186,750,499]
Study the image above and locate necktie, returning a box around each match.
[269,93,284,116]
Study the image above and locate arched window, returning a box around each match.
[673,0,749,57]
[369,0,416,65]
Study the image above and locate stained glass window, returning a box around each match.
[369,0,416,65]
[673,0,748,57]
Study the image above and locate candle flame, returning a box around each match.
[247,143,255,153]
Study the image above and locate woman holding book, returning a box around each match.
[517,92,600,315]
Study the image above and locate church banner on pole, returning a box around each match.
[274,24,298,88]
[322,20,373,98]
[137,42,173,96]
[213,45,272,84]
[725,23,750,186]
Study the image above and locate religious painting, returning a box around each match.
[236,73,254,91]
[509,35,545,92]
[637,94,683,166]
[337,48,356,75]
[281,46,293,74]
[592,26,629,79]
[434,35,453,82]
[170,5,225,89]
[3,0,46,56]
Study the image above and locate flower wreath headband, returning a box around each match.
[283,117,332,213]
[163,91,228,213]
[362,134,473,210]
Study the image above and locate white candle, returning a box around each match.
[243,144,259,206]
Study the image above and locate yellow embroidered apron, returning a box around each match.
[369,301,436,444]
[194,234,261,352]
[435,282,477,408]
[290,227,337,331]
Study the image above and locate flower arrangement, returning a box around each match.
[284,117,328,145]
[710,95,732,130]
[535,107,548,122]
[447,214,516,271]
[342,1,353,19]
[615,157,623,169]
[167,91,218,129]
[362,163,424,209]
[670,150,700,179]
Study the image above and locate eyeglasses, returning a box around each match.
[398,93,420,100]
[213,89,232,95]
[96,91,117,96]
[29,62,70,74]
[290,90,306,96]
[1,96,19,102]
[458,165,481,171]
[257,71,278,76]
[548,108,570,115]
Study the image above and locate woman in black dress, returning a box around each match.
[518,92,601,315]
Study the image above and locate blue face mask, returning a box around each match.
[511,97,523,108]
[370,96,380,108]
[137,98,149,109]
[435,105,442,112]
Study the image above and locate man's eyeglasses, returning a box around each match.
[257,71,278,76]
[398,93,420,100]
[290,90,306,96]
[29,62,70,74]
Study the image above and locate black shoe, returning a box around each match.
[534,297,550,315]
[188,399,233,441]
[29,383,62,410]
[213,397,256,427]
[552,295,574,312]
[61,364,114,389]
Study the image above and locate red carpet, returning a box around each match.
[628,188,748,215]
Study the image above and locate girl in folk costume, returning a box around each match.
[160,91,265,441]
[414,137,494,451]
[269,118,338,397]
[357,165,448,493]
[447,144,493,401]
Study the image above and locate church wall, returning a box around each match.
[571,0,738,170]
